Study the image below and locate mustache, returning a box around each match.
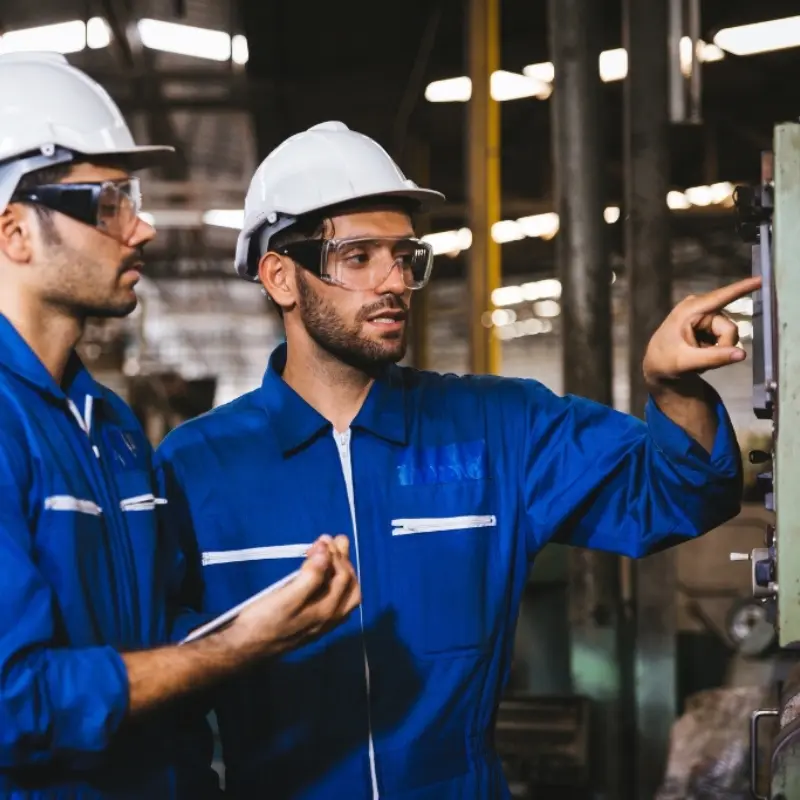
[118,247,145,275]
[357,295,408,322]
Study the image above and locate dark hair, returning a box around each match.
[261,213,327,316]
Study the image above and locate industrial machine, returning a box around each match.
[732,122,800,799]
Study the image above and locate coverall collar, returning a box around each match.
[260,342,408,454]
[0,313,105,403]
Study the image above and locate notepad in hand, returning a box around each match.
[179,568,301,645]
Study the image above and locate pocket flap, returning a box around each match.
[202,543,312,566]
[44,495,103,516]
[391,514,496,536]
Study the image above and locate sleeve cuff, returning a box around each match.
[645,389,740,477]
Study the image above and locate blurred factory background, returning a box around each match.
[2,0,796,796]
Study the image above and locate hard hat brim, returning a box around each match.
[95,144,176,172]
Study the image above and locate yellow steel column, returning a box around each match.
[467,0,501,375]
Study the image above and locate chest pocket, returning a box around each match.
[389,478,497,658]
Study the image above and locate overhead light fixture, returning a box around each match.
[714,15,800,56]
[425,76,472,103]
[137,18,248,63]
[203,209,245,229]
[422,228,473,255]
[599,48,628,82]
[491,220,526,243]
[0,20,89,54]
[231,34,249,65]
[424,71,550,103]
[86,17,112,49]
[517,212,560,239]
[491,70,552,101]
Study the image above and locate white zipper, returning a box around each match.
[391,514,497,536]
[201,544,311,566]
[334,429,379,799]
[67,395,100,459]
[119,493,168,512]
[44,495,103,516]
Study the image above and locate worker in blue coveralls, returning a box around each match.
[155,120,759,799]
[0,59,360,800]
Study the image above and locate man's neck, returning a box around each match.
[0,293,82,385]
[282,341,374,433]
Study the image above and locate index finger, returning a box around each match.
[688,276,762,314]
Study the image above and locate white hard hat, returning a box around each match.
[0,52,174,211]
[234,121,445,280]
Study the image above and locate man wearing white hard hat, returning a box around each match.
[157,120,757,798]
[0,56,360,799]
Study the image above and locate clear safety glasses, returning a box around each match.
[10,178,144,243]
[275,236,434,291]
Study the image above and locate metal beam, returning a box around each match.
[466,0,501,375]
[548,0,620,795]
[623,0,675,797]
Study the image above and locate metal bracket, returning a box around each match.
[751,708,780,799]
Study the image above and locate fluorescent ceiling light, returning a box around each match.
[599,48,628,82]
[425,76,472,103]
[422,228,473,255]
[137,18,246,62]
[0,20,88,54]
[87,17,112,49]
[203,209,245,229]
[491,220,526,243]
[424,71,550,103]
[491,70,552,101]
[231,34,249,65]
[517,212,560,239]
[714,15,800,56]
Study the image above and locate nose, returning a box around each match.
[374,261,408,295]
[127,216,157,247]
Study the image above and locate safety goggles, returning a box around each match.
[275,236,434,291]
[10,178,143,243]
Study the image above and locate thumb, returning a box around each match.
[686,345,746,371]
[275,548,331,610]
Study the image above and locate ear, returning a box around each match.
[0,205,34,264]
[258,252,297,313]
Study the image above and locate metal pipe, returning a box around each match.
[547,0,612,407]
[623,0,675,797]
[688,0,702,123]
[548,0,620,793]
[466,0,501,375]
[667,0,685,123]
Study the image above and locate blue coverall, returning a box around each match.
[156,342,742,799]
[0,316,217,799]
